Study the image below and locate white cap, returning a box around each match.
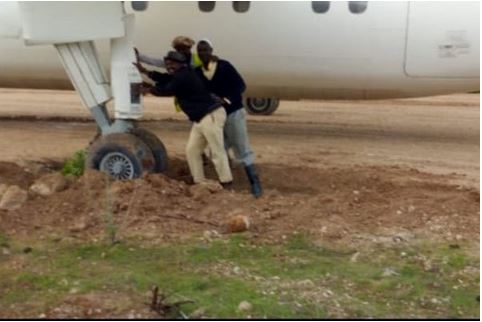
[198,38,213,48]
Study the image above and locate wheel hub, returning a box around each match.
[251,98,268,109]
[99,152,135,180]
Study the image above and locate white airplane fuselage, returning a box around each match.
[0,1,479,100]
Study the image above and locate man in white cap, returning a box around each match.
[195,39,262,198]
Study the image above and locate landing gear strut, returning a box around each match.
[15,3,168,179]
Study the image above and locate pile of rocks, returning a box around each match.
[0,173,68,211]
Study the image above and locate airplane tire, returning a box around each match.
[86,133,155,180]
[245,97,280,115]
[129,128,169,173]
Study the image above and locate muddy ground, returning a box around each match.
[0,90,479,247]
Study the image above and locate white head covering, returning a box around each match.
[198,38,213,48]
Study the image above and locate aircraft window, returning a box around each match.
[349,1,368,14]
[198,1,215,12]
[233,1,250,13]
[312,1,330,14]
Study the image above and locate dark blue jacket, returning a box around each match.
[195,59,246,115]
[150,67,222,123]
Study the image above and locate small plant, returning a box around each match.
[62,150,86,177]
[103,178,118,245]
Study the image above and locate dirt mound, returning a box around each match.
[0,159,479,245]
[0,162,35,189]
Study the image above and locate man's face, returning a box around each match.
[165,60,182,74]
[197,42,213,66]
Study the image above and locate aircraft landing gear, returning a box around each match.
[50,8,167,179]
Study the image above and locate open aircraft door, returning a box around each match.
[404,2,479,78]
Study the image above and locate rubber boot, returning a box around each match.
[244,165,263,198]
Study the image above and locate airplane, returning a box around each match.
[0,1,479,179]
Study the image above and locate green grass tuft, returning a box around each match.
[61,150,86,177]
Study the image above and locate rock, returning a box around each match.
[224,215,251,233]
[69,287,79,294]
[1,247,10,255]
[237,301,252,312]
[203,230,220,240]
[190,307,206,318]
[381,267,399,277]
[189,180,223,200]
[0,185,28,210]
[297,279,315,288]
[69,219,90,233]
[127,311,135,319]
[29,173,68,197]
[0,184,8,199]
[350,252,360,263]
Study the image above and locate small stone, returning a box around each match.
[69,287,79,294]
[381,268,399,277]
[0,184,8,198]
[353,190,360,195]
[238,301,252,312]
[224,215,251,233]
[69,219,89,233]
[189,180,222,200]
[190,307,206,318]
[350,252,360,263]
[233,266,241,275]
[296,279,315,288]
[0,185,28,210]
[29,173,68,197]
[396,210,403,215]
[1,247,10,255]
[430,298,440,305]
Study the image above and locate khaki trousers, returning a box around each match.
[186,108,233,184]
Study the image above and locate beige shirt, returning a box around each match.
[201,61,218,80]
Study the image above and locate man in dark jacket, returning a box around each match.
[195,40,262,198]
[140,51,233,186]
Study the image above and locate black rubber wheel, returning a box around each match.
[86,133,155,180]
[245,97,280,115]
[129,128,169,173]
